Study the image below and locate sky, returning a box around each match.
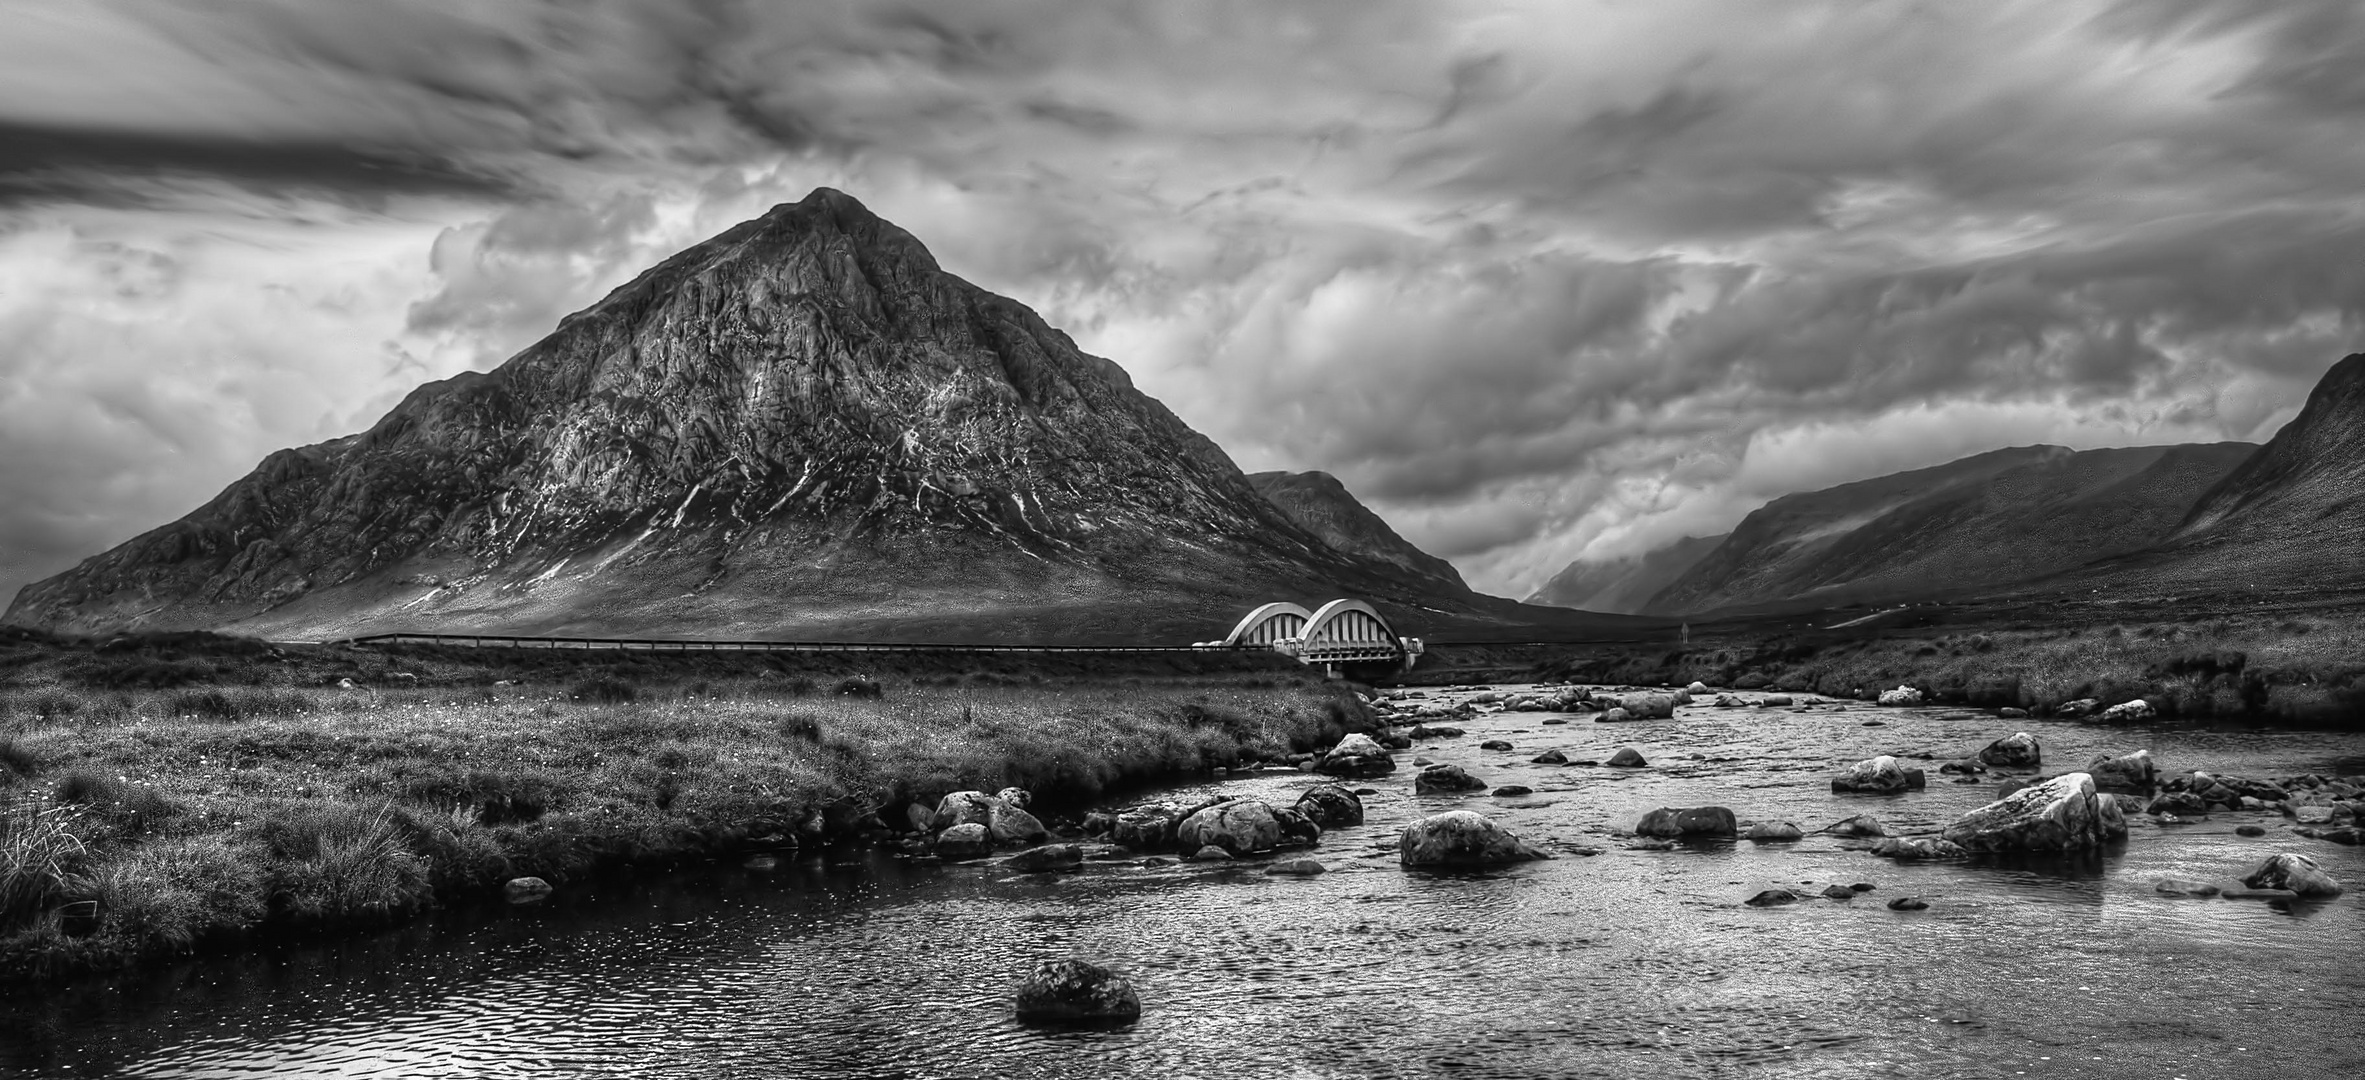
[4,0,2364,604]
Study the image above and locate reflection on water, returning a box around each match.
[4,693,2361,1079]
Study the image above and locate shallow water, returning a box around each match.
[5,689,2362,1079]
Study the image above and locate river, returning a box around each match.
[5,687,2361,1079]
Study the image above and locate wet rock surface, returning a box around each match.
[1015,959,1141,1023]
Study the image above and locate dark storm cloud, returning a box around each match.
[0,119,511,207]
[5,0,2365,604]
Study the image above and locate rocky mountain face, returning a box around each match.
[1647,441,2257,615]
[2072,353,2365,598]
[5,189,1502,643]
[1525,534,1726,615]
[1245,472,1468,594]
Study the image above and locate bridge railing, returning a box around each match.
[332,632,1271,655]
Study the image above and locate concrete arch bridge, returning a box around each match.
[1197,599,1424,674]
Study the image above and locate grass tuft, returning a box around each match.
[1,799,87,930]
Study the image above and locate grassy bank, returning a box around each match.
[1530,610,2365,725]
[0,631,1364,981]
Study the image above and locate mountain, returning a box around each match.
[1245,471,1468,594]
[2064,353,2365,598]
[1648,441,2257,615]
[5,189,1529,644]
[1525,534,1726,615]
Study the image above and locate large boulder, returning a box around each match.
[1634,806,1738,838]
[1318,734,1396,778]
[1608,693,1676,719]
[989,803,1050,847]
[1014,959,1141,1023]
[1877,686,1925,707]
[930,791,1001,831]
[2088,750,2157,793]
[1977,732,2043,769]
[1399,811,1552,867]
[1942,773,2128,852]
[1414,763,1489,794]
[1176,799,1283,855]
[1832,755,1926,794]
[1605,746,1648,768]
[2242,852,2344,897]
[1293,784,1365,828]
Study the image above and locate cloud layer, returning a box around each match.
[4,0,2364,602]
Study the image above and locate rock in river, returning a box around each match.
[2088,750,2157,793]
[1887,896,1930,911]
[1828,814,1887,838]
[1745,889,1799,907]
[1977,732,2043,769]
[1877,686,1925,707]
[989,803,1050,847]
[930,789,1046,847]
[1265,858,1326,876]
[1746,821,1805,842]
[1176,798,1284,855]
[1293,784,1366,828]
[1942,772,2127,852]
[1872,836,1966,861]
[1531,749,1568,765]
[1832,754,1927,794]
[1597,707,1635,724]
[1318,733,1397,779]
[2097,699,2156,724]
[1634,806,1739,838]
[1480,739,1514,751]
[504,876,553,904]
[1399,810,1552,867]
[1414,763,1489,794]
[935,823,994,859]
[1608,693,1677,719]
[931,791,1001,831]
[1015,959,1141,1023]
[2242,852,2344,897]
[1606,746,1648,768]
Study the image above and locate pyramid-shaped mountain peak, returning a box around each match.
[7,190,1486,642]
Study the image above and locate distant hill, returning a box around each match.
[1647,441,2257,615]
[1526,534,1726,614]
[1246,471,1470,594]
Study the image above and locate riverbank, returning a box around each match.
[0,631,1366,981]
[1507,609,2365,727]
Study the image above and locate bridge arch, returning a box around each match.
[1301,599,1399,655]
[1218,601,1314,647]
